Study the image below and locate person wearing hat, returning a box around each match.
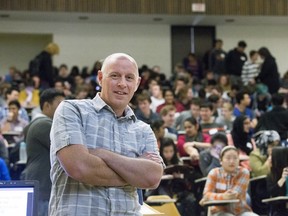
[249,130,280,178]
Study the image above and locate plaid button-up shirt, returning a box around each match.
[49,93,161,216]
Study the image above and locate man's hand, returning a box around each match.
[139,152,162,164]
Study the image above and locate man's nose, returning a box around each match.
[118,77,127,87]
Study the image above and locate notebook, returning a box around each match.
[0,180,39,216]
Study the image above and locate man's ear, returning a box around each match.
[135,77,141,92]
[98,70,103,86]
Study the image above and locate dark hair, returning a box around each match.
[200,102,213,111]
[238,40,247,48]
[160,138,179,165]
[190,97,201,106]
[5,87,19,98]
[208,94,220,104]
[211,132,228,145]
[8,100,21,109]
[270,147,288,182]
[40,88,65,110]
[235,90,249,104]
[258,47,272,58]
[136,93,152,104]
[231,115,252,155]
[249,50,257,58]
[271,93,284,106]
[184,116,201,133]
[150,119,164,133]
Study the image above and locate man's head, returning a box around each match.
[5,87,20,103]
[214,39,223,49]
[235,91,251,107]
[271,93,284,107]
[249,50,258,63]
[151,84,163,98]
[98,53,141,117]
[189,98,201,119]
[160,105,176,127]
[237,40,247,53]
[40,88,65,119]
[8,100,21,121]
[136,93,151,114]
[200,102,213,122]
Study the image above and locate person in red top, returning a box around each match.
[156,89,185,114]
[177,116,211,159]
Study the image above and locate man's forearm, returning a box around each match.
[89,148,163,189]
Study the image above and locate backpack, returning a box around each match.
[28,54,42,77]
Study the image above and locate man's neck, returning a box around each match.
[237,103,246,112]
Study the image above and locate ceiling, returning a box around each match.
[1,11,288,26]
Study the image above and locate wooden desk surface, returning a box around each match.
[140,203,164,215]
[195,177,207,183]
[145,199,177,204]
[203,199,240,206]
[250,175,267,182]
[262,196,288,203]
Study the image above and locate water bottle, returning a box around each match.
[19,141,27,163]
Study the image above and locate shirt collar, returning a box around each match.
[221,166,240,178]
[92,93,136,122]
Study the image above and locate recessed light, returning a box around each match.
[225,19,235,23]
[78,16,89,20]
[153,17,163,22]
[0,14,10,18]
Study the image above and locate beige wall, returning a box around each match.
[1,21,288,77]
[0,21,171,76]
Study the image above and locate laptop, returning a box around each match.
[0,180,39,216]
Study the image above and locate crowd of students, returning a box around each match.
[0,39,288,215]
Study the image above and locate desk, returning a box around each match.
[140,203,164,216]
[2,131,21,144]
[250,175,267,182]
[262,196,288,203]
[203,199,240,207]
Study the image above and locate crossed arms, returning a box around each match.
[57,144,164,189]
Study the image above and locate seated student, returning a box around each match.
[266,147,288,216]
[134,93,160,125]
[200,146,258,216]
[177,116,211,160]
[199,102,225,139]
[150,119,165,148]
[215,102,236,132]
[199,132,228,176]
[250,130,280,177]
[0,100,29,143]
[227,115,256,170]
[159,105,178,141]
[146,138,196,215]
[146,138,183,197]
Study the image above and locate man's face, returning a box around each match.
[138,100,150,113]
[162,110,175,127]
[190,104,200,118]
[200,107,212,122]
[164,91,174,104]
[8,104,19,120]
[242,94,251,107]
[98,57,140,115]
[7,90,19,102]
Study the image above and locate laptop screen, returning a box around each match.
[0,180,39,216]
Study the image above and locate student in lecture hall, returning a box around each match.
[200,146,258,216]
